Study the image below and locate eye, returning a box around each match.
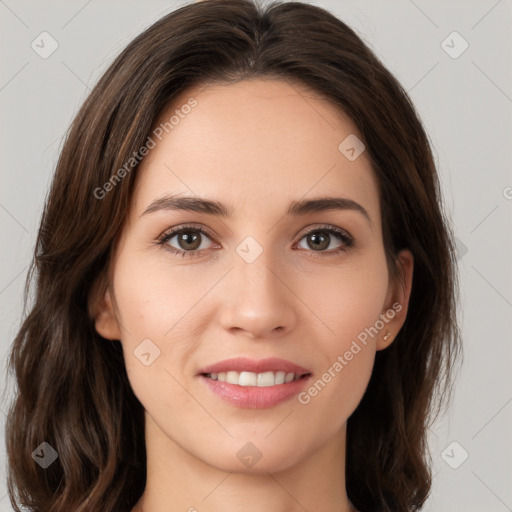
[157,224,217,258]
[295,225,354,257]
[156,223,354,258]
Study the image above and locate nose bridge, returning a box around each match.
[233,235,283,304]
[219,235,296,337]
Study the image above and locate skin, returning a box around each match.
[93,78,413,512]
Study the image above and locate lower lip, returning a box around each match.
[199,374,311,409]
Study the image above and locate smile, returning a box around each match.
[204,370,306,387]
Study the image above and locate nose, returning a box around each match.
[218,247,298,340]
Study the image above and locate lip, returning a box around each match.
[200,374,312,409]
[197,357,312,409]
[197,356,311,376]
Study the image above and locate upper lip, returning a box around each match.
[197,357,311,376]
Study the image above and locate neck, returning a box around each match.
[132,412,355,512]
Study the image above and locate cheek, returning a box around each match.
[295,252,388,411]
[112,252,203,345]
[111,253,211,415]
[305,249,390,344]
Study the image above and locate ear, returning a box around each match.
[376,248,414,351]
[88,275,122,340]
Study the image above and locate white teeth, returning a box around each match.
[239,371,257,386]
[274,371,285,385]
[207,370,302,387]
[257,371,275,387]
[226,371,238,385]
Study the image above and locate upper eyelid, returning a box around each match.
[158,223,217,243]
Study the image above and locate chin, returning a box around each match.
[192,435,310,476]
[208,451,303,475]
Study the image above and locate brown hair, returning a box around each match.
[4,1,462,510]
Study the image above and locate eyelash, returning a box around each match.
[156,223,354,259]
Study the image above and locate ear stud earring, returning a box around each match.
[382,331,392,341]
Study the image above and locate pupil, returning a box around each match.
[309,232,329,250]
[181,232,200,250]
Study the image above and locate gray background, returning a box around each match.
[1,0,511,510]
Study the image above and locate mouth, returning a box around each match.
[201,370,310,387]
[196,357,312,409]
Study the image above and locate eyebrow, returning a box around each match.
[141,194,372,227]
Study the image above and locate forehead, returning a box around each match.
[132,78,381,227]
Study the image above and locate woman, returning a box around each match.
[5,1,462,511]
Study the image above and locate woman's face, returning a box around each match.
[94,78,413,474]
